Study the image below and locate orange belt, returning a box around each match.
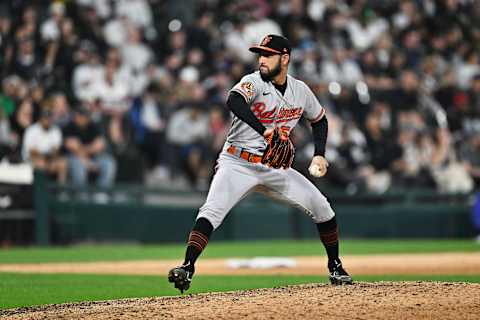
[227,146,262,163]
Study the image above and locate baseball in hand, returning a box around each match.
[309,164,325,177]
[308,156,328,177]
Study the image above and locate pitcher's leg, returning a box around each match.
[169,158,259,293]
[265,168,352,285]
[263,168,335,222]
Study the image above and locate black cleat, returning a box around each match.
[328,260,353,285]
[168,263,194,293]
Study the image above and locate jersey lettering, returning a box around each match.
[277,107,303,122]
[251,103,303,124]
[251,102,277,123]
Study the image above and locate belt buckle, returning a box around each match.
[230,146,258,162]
[235,147,242,158]
[228,145,241,158]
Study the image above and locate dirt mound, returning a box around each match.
[2,282,479,320]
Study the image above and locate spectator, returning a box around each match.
[76,0,112,20]
[63,107,116,187]
[30,83,45,119]
[401,28,424,69]
[455,50,479,90]
[115,0,153,31]
[206,106,228,167]
[40,2,65,42]
[392,0,421,32]
[22,108,66,183]
[223,16,253,63]
[0,76,16,117]
[101,46,147,97]
[166,104,209,188]
[242,3,282,48]
[120,25,152,73]
[49,92,71,128]
[429,128,472,193]
[187,12,214,57]
[321,113,370,192]
[103,14,130,48]
[463,74,480,133]
[16,6,38,43]
[53,18,81,92]
[163,30,188,65]
[388,69,420,114]
[12,38,39,81]
[321,46,363,87]
[346,7,389,51]
[9,98,34,161]
[130,84,166,171]
[93,55,130,150]
[460,131,480,188]
[0,105,14,160]
[0,8,13,76]
[72,41,102,102]
[74,3,105,49]
[363,106,403,180]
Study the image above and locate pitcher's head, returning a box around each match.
[249,35,291,82]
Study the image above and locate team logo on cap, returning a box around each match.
[261,36,272,46]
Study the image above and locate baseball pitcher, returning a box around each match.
[168,35,352,293]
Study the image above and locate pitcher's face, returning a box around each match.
[258,53,282,82]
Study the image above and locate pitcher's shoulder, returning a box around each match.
[242,71,265,83]
[288,74,307,86]
[238,71,268,88]
[288,75,311,93]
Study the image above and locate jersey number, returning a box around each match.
[279,125,291,136]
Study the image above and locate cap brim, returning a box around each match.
[249,46,282,54]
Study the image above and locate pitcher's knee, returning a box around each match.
[196,205,226,230]
[311,203,335,224]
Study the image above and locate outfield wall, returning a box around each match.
[46,199,474,244]
[33,172,477,245]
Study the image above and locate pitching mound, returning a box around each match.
[2,282,479,320]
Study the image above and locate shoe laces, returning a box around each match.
[181,261,195,279]
[328,259,345,274]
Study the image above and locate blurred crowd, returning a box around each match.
[0,0,479,193]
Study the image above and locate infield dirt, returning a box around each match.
[1,282,480,320]
[1,252,480,275]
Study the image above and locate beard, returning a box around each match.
[259,59,282,82]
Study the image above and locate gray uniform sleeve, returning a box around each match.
[302,82,326,123]
[230,74,264,104]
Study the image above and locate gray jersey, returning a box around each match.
[225,71,326,155]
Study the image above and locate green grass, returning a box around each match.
[1,240,478,310]
[1,273,480,310]
[0,239,478,264]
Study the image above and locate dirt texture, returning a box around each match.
[1,282,480,320]
[1,252,480,276]
[2,253,480,319]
